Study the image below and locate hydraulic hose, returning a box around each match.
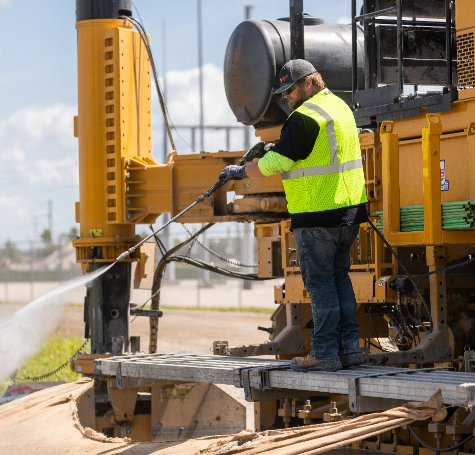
[116,177,230,262]
[368,218,434,333]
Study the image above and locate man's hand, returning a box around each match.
[219,165,247,181]
[238,141,274,165]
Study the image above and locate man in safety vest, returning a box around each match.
[220,59,368,372]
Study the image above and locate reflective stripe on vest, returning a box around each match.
[281,100,364,181]
[282,157,363,180]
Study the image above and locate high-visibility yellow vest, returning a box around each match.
[282,89,367,214]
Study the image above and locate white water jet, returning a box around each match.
[0,264,114,383]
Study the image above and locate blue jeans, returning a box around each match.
[293,225,360,361]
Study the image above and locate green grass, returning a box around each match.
[69,303,274,314]
[160,305,274,314]
[0,336,89,395]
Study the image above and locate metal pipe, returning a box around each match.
[353,6,397,22]
[290,0,304,60]
[261,197,288,212]
[372,19,450,27]
[162,18,168,163]
[396,0,404,95]
[445,0,453,88]
[351,0,357,104]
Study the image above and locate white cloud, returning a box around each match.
[0,104,76,152]
[0,104,78,241]
[18,158,78,186]
[0,64,246,242]
[0,0,10,7]
[163,63,236,125]
[337,17,352,24]
[154,63,248,155]
[0,104,77,186]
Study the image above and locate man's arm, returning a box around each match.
[220,113,316,181]
[245,160,264,177]
[220,148,296,181]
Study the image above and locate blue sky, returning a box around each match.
[0,0,355,245]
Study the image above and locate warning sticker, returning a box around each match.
[441,160,449,191]
[377,276,390,287]
[89,228,103,238]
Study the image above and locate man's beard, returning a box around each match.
[289,96,306,111]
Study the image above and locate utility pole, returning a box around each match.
[197,0,208,290]
[58,234,64,284]
[202,228,211,285]
[244,5,253,152]
[161,17,175,282]
[245,5,253,20]
[29,240,35,302]
[48,199,53,240]
[242,5,255,292]
[198,0,204,152]
[162,18,168,164]
[4,241,9,304]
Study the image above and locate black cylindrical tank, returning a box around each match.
[76,0,132,22]
[224,16,364,128]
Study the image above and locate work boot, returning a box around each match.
[340,352,365,368]
[290,353,343,372]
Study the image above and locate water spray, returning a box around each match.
[0,172,235,381]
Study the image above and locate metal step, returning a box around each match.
[95,354,475,410]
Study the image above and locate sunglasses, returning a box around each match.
[283,78,305,96]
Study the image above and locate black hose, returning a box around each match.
[369,217,475,335]
[416,255,475,286]
[407,424,474,452]
[368,218,433,333]
[147,222,272,353]
[163,255,271,281]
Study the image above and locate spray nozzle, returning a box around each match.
[116,248,133,262]
[237,141,274,166]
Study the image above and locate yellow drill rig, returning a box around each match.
[69,0,475,452]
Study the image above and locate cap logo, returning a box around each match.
[281,74,289,82]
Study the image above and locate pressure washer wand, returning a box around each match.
[116,177,230,262]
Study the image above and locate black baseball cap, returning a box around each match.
[272,59,317,95]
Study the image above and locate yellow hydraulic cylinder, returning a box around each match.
[73,18,155,263]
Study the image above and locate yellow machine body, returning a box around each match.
[73,18,161,263]
[70,0,475,446]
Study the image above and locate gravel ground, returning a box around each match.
[57,305,274,354]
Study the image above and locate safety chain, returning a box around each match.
[14,339,89,382]
[181,224,258,268]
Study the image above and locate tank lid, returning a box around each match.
[276,14,324,26]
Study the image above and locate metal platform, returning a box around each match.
[95,354,475,411]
